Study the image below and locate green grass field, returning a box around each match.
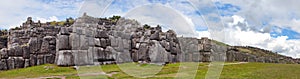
[0,62,299,79]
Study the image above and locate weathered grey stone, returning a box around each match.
[87,47,94,65]
[150,31,160,40]
[110,36,118,47]
[22,45,30,59]
[73,27,83,35]
[0,48,8,59]
[37,55,44,65]
[87,37,95,46]
[70,33,80,50]
[29,37,42,53]
[80,35,88,50]
[116,38,124,52]
[73,50,89,66]
[44,54,55,64]
[0,59,7,70]
[24,59,30,68]
[29,54,37,66]
[148,41,170,63]
[139,36,150,43]
[116,50,132,63]
[14,45,23,56]
[160,40,169,50]
[58,35,71,50]
[95,38,101,47]
[40,39,50,53]
[7,57,14,69]
[96,30,108,38]
[56,50,74,66]
[97,47,105,60]
[14,57,24,68]
[123,39,130,49]
[60,27,70,35]
[131,49,139,62]
[100,38,107,48]
[85,28,94,37]
[8,47,15,56]
[137,43,149,61]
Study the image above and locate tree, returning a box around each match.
[143,24,151,29]
[109,15,121,20]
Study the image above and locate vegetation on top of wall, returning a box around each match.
[143,24,151,29]
[109,15,121,22]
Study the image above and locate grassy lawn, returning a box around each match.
[0,62,299,79]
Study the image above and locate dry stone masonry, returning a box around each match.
[0,14,299,70]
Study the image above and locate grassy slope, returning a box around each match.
[0,63,300,79]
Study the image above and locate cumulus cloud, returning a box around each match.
[36,16,59,23]
[124,4,197,37]
[221,15,300,58]
[0,0,83,29]
[220,0,300,33]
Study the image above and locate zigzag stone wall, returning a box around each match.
[1,14,299,71]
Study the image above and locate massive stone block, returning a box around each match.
[58,35,71,50]
[0,59,7,70]
[137,43,149,61]
[115,49,132,63]
[37,55,44,65]
[148,41,171,63]
[56,50,74,66]
[24,59,30,68]
[123,39,130,49]
[14,57,24,68]
[60,27,71,35]
[7,57,15,69]
[95,30,109,38]
[40,39,50,53]
[0,48,8,59]
[100,38,107,48]
[73,50,89,66]
[29,54,37,66]
[150,31,160,40]
[87,47,94,64]
[80,35,89,50]
[7,47,15,56]
[87,37,95,46]
[22,45,30,59]
[70,33,80,50]
[15,45,23,56]
[29,37,42,54]
[110,36,118,47]
[44,54,55,64]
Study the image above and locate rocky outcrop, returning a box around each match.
[0,13,299,70]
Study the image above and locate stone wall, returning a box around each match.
[0,18,60,70]
[0,14,299,71]
[55,15,182,66]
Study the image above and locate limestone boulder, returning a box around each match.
[57,35,71,50]
[0,59,7,70]
[0,48,8,59]
[56,50,74,66]
[148,40,171,63]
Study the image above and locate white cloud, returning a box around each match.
[124,4,197,37]
[220,15,300,58]
[36,16,59,23]
[197,31,211,39]
[220,0,300,33]
[0,0,83,29]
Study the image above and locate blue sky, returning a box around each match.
[0,0,299,58]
